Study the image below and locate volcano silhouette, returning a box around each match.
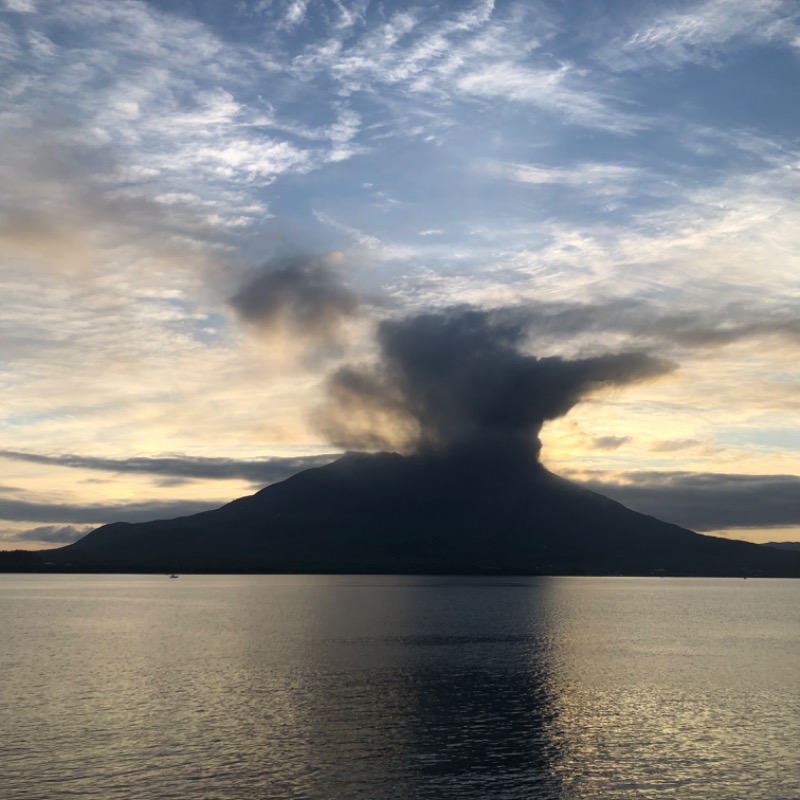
[44,450,800,576]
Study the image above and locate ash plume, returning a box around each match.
[229,254,359,339]
[319,307,674,459]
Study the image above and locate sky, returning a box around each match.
[2,0,800,550]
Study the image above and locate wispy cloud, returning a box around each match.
[456,62,644,132]
[2,0,364,244]
[0,450,338,484]
[485,159,646,195]
[601,0,800,70]
[536,299,800,352]
[287,1,643,134]
[331,0,370,31]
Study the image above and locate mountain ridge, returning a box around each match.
[21,450,800,577]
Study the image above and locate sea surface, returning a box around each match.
[1,574,798,800]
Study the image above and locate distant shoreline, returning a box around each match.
[1,561,796,579]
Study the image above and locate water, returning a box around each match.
[1,575,798,799]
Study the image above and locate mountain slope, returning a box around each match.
[44,451,800,576]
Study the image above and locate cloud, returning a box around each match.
[591,435,631,451]
[1,0,363,255]
[2,0,37,12]
[601,0,800,70]
[581,470,800,530]
[287,1,643,134]
[331,0,370,31]
[0,208,94,271]
[495,298,800,354]
[486,160,645,196]
[650,438,704,452]
[13,524,90,544]
[317,306,674,457]
[0,497,217,525]
[306,0,495,91]
[0,450,339,544]
[282,0,310,29]
[362,295,800,366]
[456,62,644,132]
[0,450,338,484]
[229,254,360,339]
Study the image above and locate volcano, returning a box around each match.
[40,450,800,576]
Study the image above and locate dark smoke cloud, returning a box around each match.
[229,255,359,338]
[319,307,674,457]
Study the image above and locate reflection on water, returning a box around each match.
[289,578,564,798]
[1,575,799,799]
[544,578,800,799]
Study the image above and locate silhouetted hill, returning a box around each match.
[32,451,800,576]
[764,541,800,552]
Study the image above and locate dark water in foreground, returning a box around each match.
[1,575,798,799]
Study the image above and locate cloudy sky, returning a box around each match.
[2,0,800,549]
